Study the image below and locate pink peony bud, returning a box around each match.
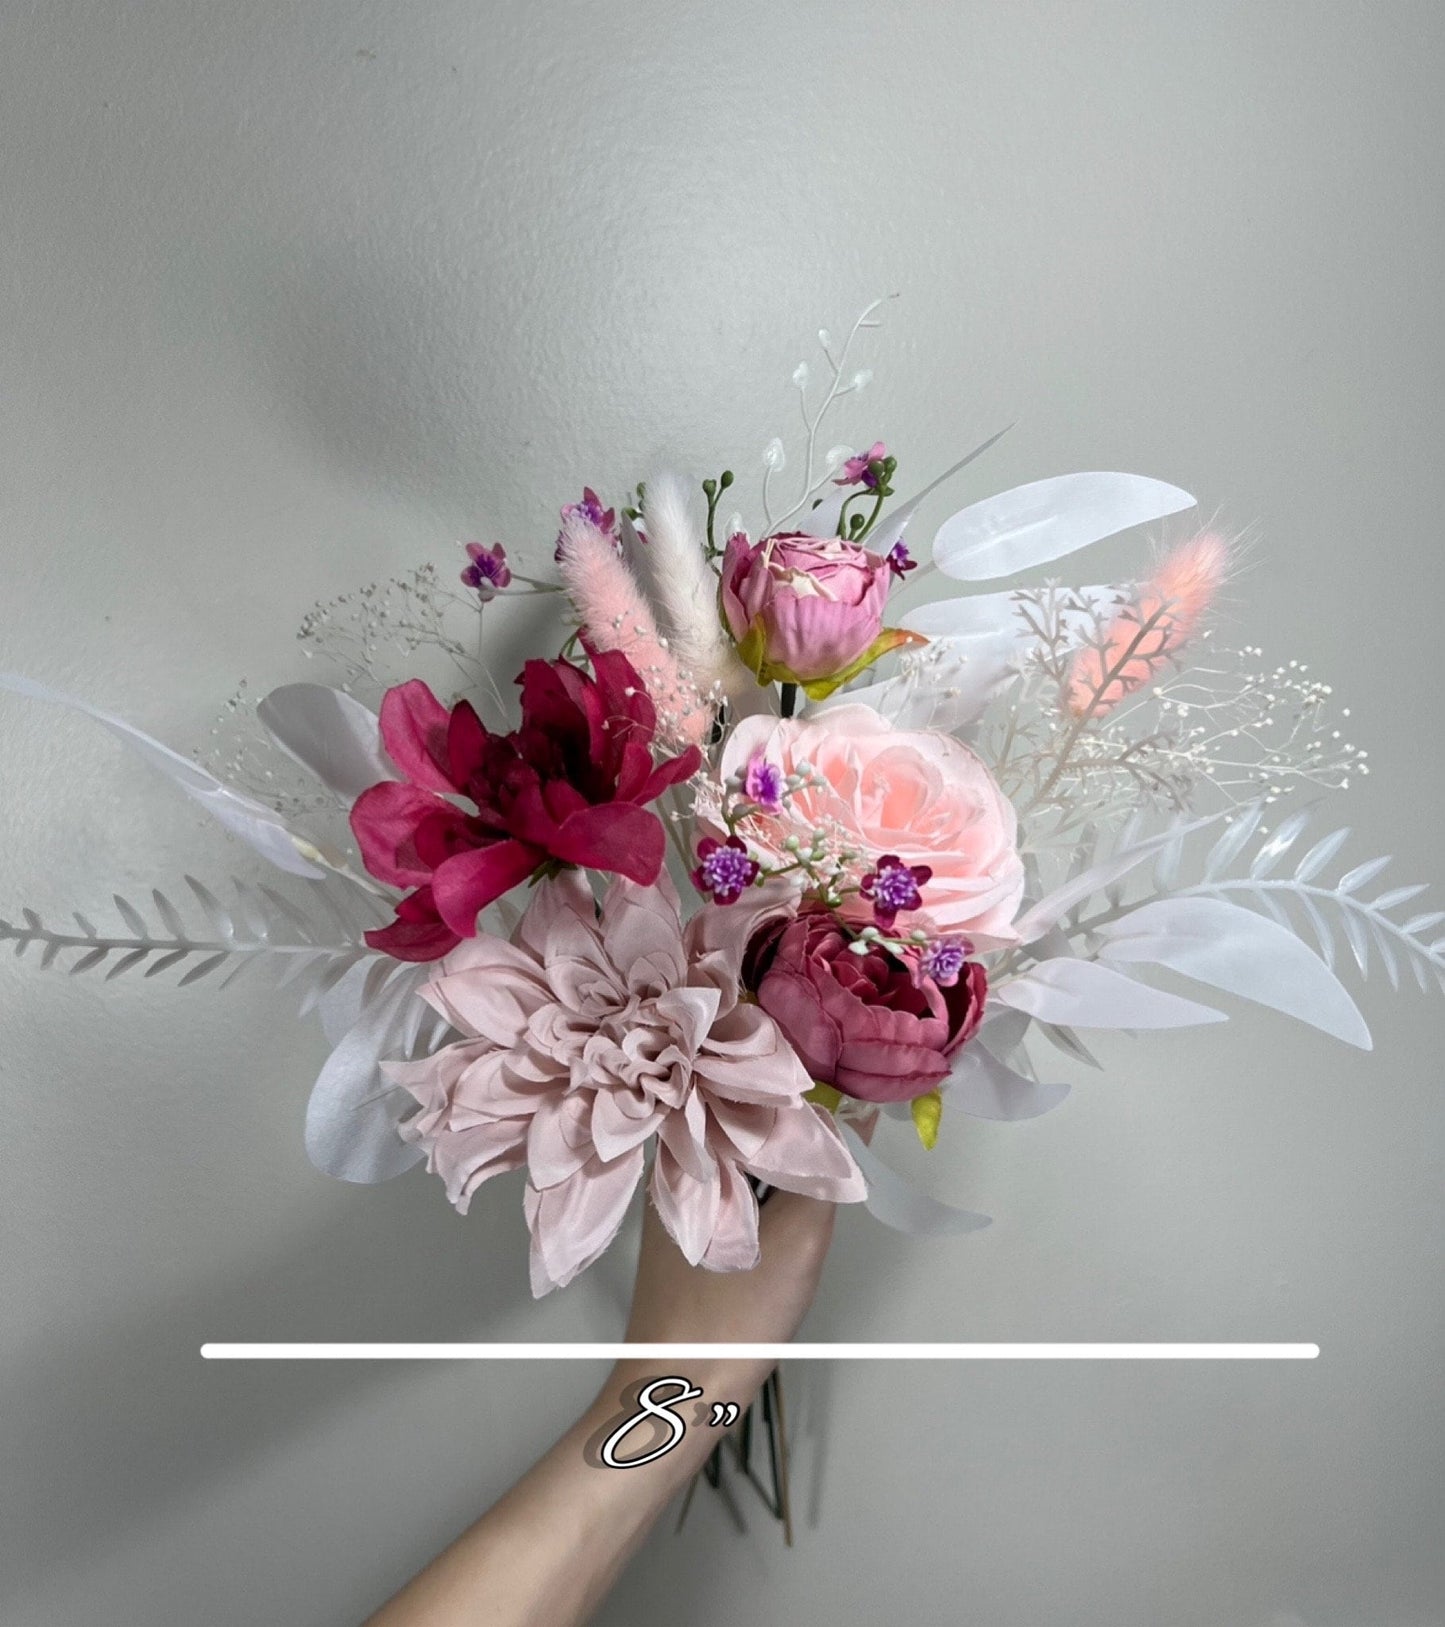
[720,529,893,687]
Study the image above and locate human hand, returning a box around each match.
[623,1114,876,1347]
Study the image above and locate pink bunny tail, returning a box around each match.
[1066,531,1229,717]
[556,514,713,748]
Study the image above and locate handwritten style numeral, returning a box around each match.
[600,1376,704,1468]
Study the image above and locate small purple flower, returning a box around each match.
[743,752,786,814]
[918,936,970,988]
[691,835,760,905]
[833,441,888,489]
[460,542,512,601]
[555,486,620,560]
[886,540,916,578]
[859,853,932,930]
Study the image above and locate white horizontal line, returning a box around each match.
[201,1342,1320,1362]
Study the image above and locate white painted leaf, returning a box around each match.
[931,472,1196,582]
[0,672,326,878]
[304,968,429,1183]
[1013,812,1221,942]
[1249,809,1313,878]
[1097,895,1371,1049]
[840,1126,991,1236]
[994,957,1225,1029]
[945,1043,1072,1120]
[1293,827,1351,884]
[1202,803,1264,882]
[257,683,395,801]
[1337,855,1392,895]
[1370,883,1428,912]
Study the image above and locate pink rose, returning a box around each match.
[717,705,1025,947]
[720,529,893,687]
[745,906,988,1103]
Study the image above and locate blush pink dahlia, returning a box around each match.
[384,871,865,1295]
[350,651,702,961]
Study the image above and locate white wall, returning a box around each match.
[1,3,1441,1623]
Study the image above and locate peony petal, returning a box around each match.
[431,840,543,936]
[379,679,458,792]
[548,803,666,884]
[349,782,458,888]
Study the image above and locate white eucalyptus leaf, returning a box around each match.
[152,889,186,939]
[1249,809,1313,879]
[178,952,229,987]
[931,472,1195,582]
[1336,855,1392,895]
[257,683,395,802]
[1014,812,1221,942]
[1097,895,1371,1049]
[840,1127,991,1236]
[113,894,147,937]
[1293,827,1351,884]
[1370,883,1428,912]
[945,1043,1072,1119]
[305,970,428,1183]
[1203,804,1264,883]
[185,876,234,942]
[995,957,1226,1029]
[0,672,326,878]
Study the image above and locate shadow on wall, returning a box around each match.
[0,1163,636,1607]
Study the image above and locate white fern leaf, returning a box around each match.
[1249,809,1313,878]
[1293,827,1351,884]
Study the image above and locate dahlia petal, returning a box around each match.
[428,1119,530,1213]
[706,1097,777,1162]
[524,1146,645,1296]
[526,1092,595,1188]
[698,1157,762,1272]
[652,986,722,1059]
[590,1088,663,1163]
[422,944,552,1044]
[744,1103,866,1203]
[430,839,542,936]
[650,1141,721,1266]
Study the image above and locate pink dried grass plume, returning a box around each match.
[556,512,713,748]
[1065,531,1230,717]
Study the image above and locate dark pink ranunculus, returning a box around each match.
[744,907,988,1103]
[350,651,702,961]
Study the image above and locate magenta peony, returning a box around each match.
[745,906,988,1103]
[383,871,865,1295]
[350,651,702,961]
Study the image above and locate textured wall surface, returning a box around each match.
[1,3,1441,1624]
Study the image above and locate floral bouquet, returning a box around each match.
[5,302,1442,1300]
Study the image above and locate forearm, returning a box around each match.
[363,1358,771,1627]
